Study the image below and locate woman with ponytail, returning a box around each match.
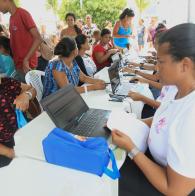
[43,37,106,97]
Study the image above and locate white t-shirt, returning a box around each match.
[157,85,178,103]
[82,54,97,77]
[148,90,195,178]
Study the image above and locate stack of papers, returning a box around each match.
[107,111,150,152]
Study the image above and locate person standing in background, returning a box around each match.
[137,19,146,51]
[0,0,42,82]
[113,8,135,49]
[82,15,97,45]
[60,13,82,39]
[147,17,158,48]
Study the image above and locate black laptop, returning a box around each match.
[108,61,136,96]
[41,84,111,139]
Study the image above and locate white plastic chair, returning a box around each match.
[25,70,45,102]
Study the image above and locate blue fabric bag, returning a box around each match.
[15,109,28,128]
[42,128,120,179]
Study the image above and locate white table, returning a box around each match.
[12,112,124,196]
[0,158,115,196]
[82,67,154,119]
[7,65,153,196]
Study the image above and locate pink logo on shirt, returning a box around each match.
[156,117,166,134]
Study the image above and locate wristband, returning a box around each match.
[128,146,140,160]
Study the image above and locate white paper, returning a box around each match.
[107,111,150,152]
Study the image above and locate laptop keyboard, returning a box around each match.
[71,109,107,137]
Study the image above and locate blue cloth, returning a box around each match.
[42,128,120,179]
[0,53,16,77]
[43,59,80,98]
[113,26,132,48]
[15,109,28,129]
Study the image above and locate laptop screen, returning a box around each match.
[108,61,120,94]
[41,84,89,129]
[111,52,121,63]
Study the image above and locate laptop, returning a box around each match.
[108,61,140,96]
[41,84,111,139]
[111,52,121,63]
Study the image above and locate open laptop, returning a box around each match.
[108,61,139,96]
[41,84,111,139]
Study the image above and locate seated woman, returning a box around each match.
[92,28,118,71]
[60,13,82,39]
[112,23,195,196]
[0,76,36,167]
[43,37,106,98]
[75,34,97,77]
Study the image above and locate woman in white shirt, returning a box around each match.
[112,23,195,195]
[75,34,97,77]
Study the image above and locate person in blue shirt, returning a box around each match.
[43,37,106,98]
[113,8,135,49]
[0,36,17,78]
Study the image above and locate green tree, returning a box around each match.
[134,0,156,18]
[14,0,20,6]
[58,0,127,29]
[46,0,59,15]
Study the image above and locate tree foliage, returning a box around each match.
[58,0,127,29]
[46,0,59,15]
[14,0,20,6]
[134,0,157,18]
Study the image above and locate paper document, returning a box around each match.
[107,111,150,152]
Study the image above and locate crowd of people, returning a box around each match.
[0,0,195,195]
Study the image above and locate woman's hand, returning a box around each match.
[128,91,144,101]
[108,49,118,55]
[0,144,15,159]
[112,129,135,151]
[93,80,106,90]
[136,77,149,84]
[14,93,30,112]
[122,67,135,74]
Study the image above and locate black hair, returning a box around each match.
[54,37,77,57]
[156,23,166,32]
[65,12,82,35]
[65,12,76,21]
[158,23,195,63]
[75,34,88,50]
[0,25,4,33]
[101,28,111,37]
[119,8,135,20]
[0,36,12,55]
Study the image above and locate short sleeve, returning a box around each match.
[51,60,66,72]
[93,45,105,53]
[20,9,36,30]
[167,107,195,178]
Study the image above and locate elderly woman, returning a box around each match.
[0,77,36,167]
